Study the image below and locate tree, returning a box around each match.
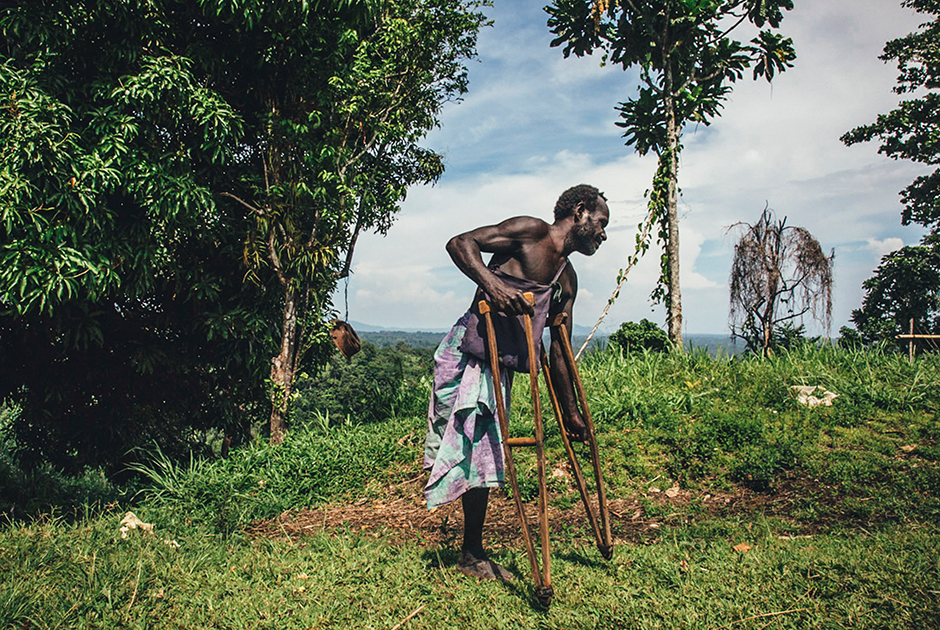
[0,0,487,466]
[728,206,833,356]
[546,0,796,346]
[205,0,487,443]
[0,1,272,470]
[841,0,940,233]
[849,244,940,349]
[840,1,940,350]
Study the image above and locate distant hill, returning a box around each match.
[684,334,742,356]
[349,320,449,334]
[355,325,740,356]
[351,319,596,335]
[357,330,446,348]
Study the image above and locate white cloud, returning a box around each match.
[865,237,905,258]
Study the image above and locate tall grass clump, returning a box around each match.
[129,416,419,534]
[571,344,940,510]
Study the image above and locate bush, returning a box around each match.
[608,319,669,354]
[291,342,432,427]
[1,406,126,519]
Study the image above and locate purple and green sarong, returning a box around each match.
[423,313,512,509]
[423,261,566,510]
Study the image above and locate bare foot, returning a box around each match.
[564,414,587,442]
[457,549,514,581]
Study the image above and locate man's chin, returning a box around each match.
[578,243,601,256]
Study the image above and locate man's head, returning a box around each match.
[555,184,609,256]
[554,184,606,222]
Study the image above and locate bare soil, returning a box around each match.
[246,470,792,550]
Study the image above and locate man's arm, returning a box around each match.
[445,216,549,315]
[548,265,588,441]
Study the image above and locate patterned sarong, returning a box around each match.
[423,313,512,509]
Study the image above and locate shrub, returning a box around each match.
[608,319,669,354]
[291,342,433,427]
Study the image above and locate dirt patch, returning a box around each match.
[246,473,781,550]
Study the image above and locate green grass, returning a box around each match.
[1,344,939,627]
[126,417,420,536]
[0,511,936,628]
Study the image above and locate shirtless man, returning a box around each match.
[424,184,609,580]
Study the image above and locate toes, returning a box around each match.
[488,561,514,582]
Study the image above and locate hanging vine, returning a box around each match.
[576,156,670,359]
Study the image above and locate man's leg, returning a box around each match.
[461,487,488,554]
[457,488,513,581]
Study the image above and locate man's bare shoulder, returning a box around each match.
[494,215,552,240]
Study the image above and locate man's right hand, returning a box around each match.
[486,283,535,316]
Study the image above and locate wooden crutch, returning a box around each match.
[541,312,613,560]
[478,293,554,607]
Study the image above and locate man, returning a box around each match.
[424,184,609,580]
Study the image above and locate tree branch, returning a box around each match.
[220,192,265,215]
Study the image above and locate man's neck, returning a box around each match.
[552,217,578,257]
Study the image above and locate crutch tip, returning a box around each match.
[534,585,554,608]
[599,544,614,560]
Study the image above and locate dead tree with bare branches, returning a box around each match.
[729,206,834,356]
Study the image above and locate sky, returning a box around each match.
[336,0,932,335]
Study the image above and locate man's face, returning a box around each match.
[571,196,609,256]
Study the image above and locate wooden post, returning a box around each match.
[910,318,915,365]
[897,324,940,362]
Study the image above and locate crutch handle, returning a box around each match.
[478,292,534,315]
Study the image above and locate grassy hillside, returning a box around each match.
[1,344,938,628]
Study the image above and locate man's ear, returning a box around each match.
[574,201,585,221]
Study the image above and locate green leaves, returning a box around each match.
[547,1,796,147]
[851,245,940,347]
[746,0,794,29]
[609,319,669,354]
[843,5,940,232]
[749,30,796,81]
[0,0,283,467]
[616,87,667,156]
[546,0,603,59]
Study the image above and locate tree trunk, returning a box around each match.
[663,66,684,348]
[269,284,302,445]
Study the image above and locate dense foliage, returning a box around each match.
[0,0,275,471]
[292,342,433,426]
[607,319,668,354]
[0,0,486,466]
[841,0,940,346]
[546,0,796,344]
[206,0,486,442]
[849,244,940,349]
